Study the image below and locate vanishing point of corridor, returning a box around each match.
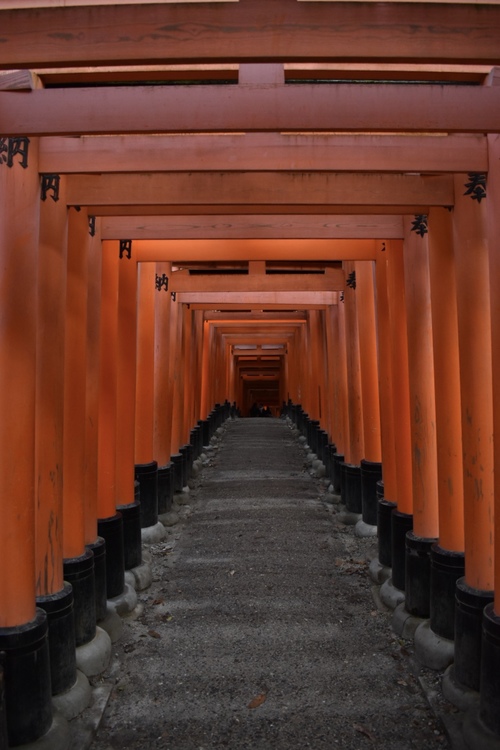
[88,418,449,750]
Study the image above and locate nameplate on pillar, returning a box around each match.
[0,137,30,169]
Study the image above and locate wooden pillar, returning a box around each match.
[181,304,193,445]
[450,172,494,694]
[94,243,127,603]
[476,131,500,737]
[97,242,119,522]
[0,144,39,626]
[402,216,439,617]
[414,208,465,653]
[336,298,350,459]
[374,244,397,505]
[453,175,494,593]
[386,240,413,592]
[342,260,364,514]
[84,220,103,546]
[135,261,159,531]
[200,318,211,420]
[154,262,172,465]
[374,244,398,572]
[343,261,364,466]
[63,208,101,650]
[403,218,439,540]
[356,259,382,531]
[35,176,67,599]
[0,134,54,747]
[356,261,381,463]
[428,209,464,554]
[63,207,90,561]
[487,136,500,613]
[170,298,185,453]
[386,241,413,514]
[135,262,156,465]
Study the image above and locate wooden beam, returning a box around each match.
[178,292,339,306]
[169,271,345,293]
[3,84,500,136]
[39,133,488,174]
[204,312,307,321]
[2,2,500,68]
[134,239,379,261]
[68,173,453,208]
[191,302,331,310]
[103,215,402,240]
[90,204,431,216]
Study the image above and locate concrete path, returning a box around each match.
[88,418,451,750]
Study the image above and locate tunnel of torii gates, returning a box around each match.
[4,0,500,747]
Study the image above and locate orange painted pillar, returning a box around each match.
[62,207,99,646]
[35,179,67,601]
[35,175,81,698]
[478,132,500,736]
[374,243,398,569]
[200,318,211,420]
[97,243,119,523]
[84,221,103,548]
[334,297,350,492]
[423,208,465,648]
[181,304,193,445]
[154,262,174,516]
[0,137,54,745]
[97,247,135,595]
[451,172,494,694]
[135,262,160,530]
[342,260,364,515]
[192,309,205,418]
[386,240,413,592]
[170,299,185,454]
[355,260,382,531]
[402,216,439,618]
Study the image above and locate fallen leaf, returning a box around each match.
[353,723,376,742]
[229,570,236,576]
[152,598,164,605]
[161,613,174,622]
[148,629,162,639]
[248,693,267,709]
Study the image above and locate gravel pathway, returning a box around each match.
[88,418,454,750]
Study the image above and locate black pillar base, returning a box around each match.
[63,548,96,647]
[0,609,52,746]
[97,513,125,599]
[480,603,500,737]
[36,582,76,696]
[343,463,362,514]
[179,444,190,484]
[405,532,437,618]
[332,453,344,495]
[377,487,396,568]
[87,536,107,622]
[158,462,174,516]
[171,453,184,493]
[391,510,413,591]
[360,459,382,526]
[117,499,142,570]
[0,655,7,750]
[454,578,493,692]
[430,545,465,640]
[134,460,158,528]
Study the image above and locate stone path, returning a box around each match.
[88,418,451,750]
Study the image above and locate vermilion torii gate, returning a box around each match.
[1,1,500,748]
